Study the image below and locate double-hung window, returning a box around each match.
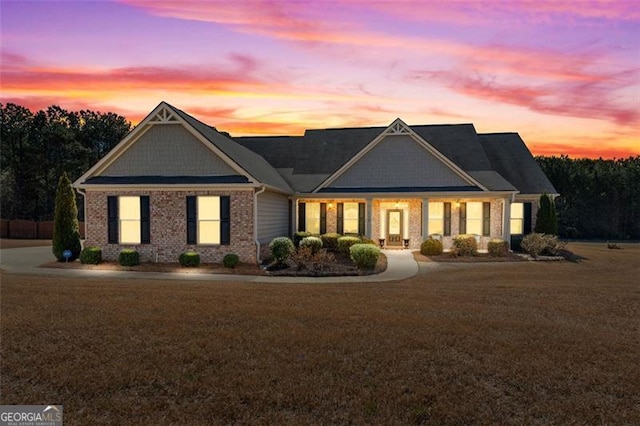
[187,195,230,245]
[510,203,524,235]
[428,202,451,236]
[107,196,150,244]
[460,202,490,236]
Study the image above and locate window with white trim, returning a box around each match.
[198,196,221,244]
[466,202,483,235]
[428,202,444,235]
[343,202,359,234]
[305,202,321,234]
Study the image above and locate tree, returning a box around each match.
[535,193,558,235]
[52,172,82,261]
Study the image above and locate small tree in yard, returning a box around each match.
[52,172,82,261]
[535,194,558,235]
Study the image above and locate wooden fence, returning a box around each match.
[0,220,85,239]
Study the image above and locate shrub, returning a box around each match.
[420,238,443,256]
[337,236,362,255]
[270,237,295,265]
[223,253,240,268]
[535,194,558,235]
[290,247,335,274]
[320,233,341,252]
[293,231,312,247]
[119,249,140,266]
[52,172,82,262]
[453,234,478,256]
[488,239,509,257]
[179,251,200,267]
[350,243,381,269]
[79,246,102,264]
[521,233,565,257]
[360,237,378,246]
[300,236,323,254]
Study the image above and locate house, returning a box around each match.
[73,102,556,263]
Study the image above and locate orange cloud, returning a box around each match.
[530,141,639,159]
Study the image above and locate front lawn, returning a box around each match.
[1,242,638,424]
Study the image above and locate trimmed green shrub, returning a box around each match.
[223,253,240,268]
[320,233,341,252]
[521,233,565,257]
[453,234,478,256]
[293,231,311,247]
[270,237,295,265]
[79,246,102,264]
[350,243,381,269]
[119,249,140,266]
[420,238,443,256]
[300,236,323,254]
[52,172,82,262]
[535,194,558,235]
[179,251,200,267]
[338,235,362,255]
[488,239,509,257]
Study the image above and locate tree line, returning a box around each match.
[1,103,132,221]
[1,103,638,240]
[536,155,640,240]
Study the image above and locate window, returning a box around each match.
[198,196,220,244]
[510,203,524,235]
[187,196,230,245]
[107,196,150,245]
[120,196,141,244]
[428,202,444,235]
[343,202,359,234]
[305,202,321,234]
[460,202,490,236]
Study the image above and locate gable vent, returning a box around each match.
[148,106,179,123]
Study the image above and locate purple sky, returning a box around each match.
[1,0,638,158]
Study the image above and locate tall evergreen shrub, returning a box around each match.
[52,172,82,261]
[535,194,558,235]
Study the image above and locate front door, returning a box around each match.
[386,209,403,247]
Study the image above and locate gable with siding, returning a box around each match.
[326,134,476,191]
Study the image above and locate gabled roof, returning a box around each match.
[74,102,292,193]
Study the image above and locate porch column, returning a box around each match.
[365,198,373,237]
[503,197,511,244]
[422,198,429,238]
[292,199,299,235]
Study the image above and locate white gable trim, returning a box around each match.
[73,102,259,187]
[312,118,488,193]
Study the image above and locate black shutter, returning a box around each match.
[220,196,231,245]
[107,196,118,244]
[444,202,452,236]
[320,203,327,234]
[140,196,150,244]
[298,202,306,232]
[483,202,491,236]
[358,203,366,236]
[186,196,197,244]
[459,202,467,234]
[337,203,344,234]
[523,202,532,234]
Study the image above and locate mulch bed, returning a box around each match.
[264,252,387,277]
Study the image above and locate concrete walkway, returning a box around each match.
[0,246,419,283]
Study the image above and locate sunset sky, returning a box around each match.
[1,0,638,158]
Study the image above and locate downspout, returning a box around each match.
[254,185,266,264]
[76,187,87,247]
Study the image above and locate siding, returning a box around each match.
[332,135,470,188]
[101,124,238,176]
[257,190,289,243]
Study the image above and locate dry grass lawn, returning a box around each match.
[1,242,638,424]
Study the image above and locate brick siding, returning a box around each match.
[84,190,256,263]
